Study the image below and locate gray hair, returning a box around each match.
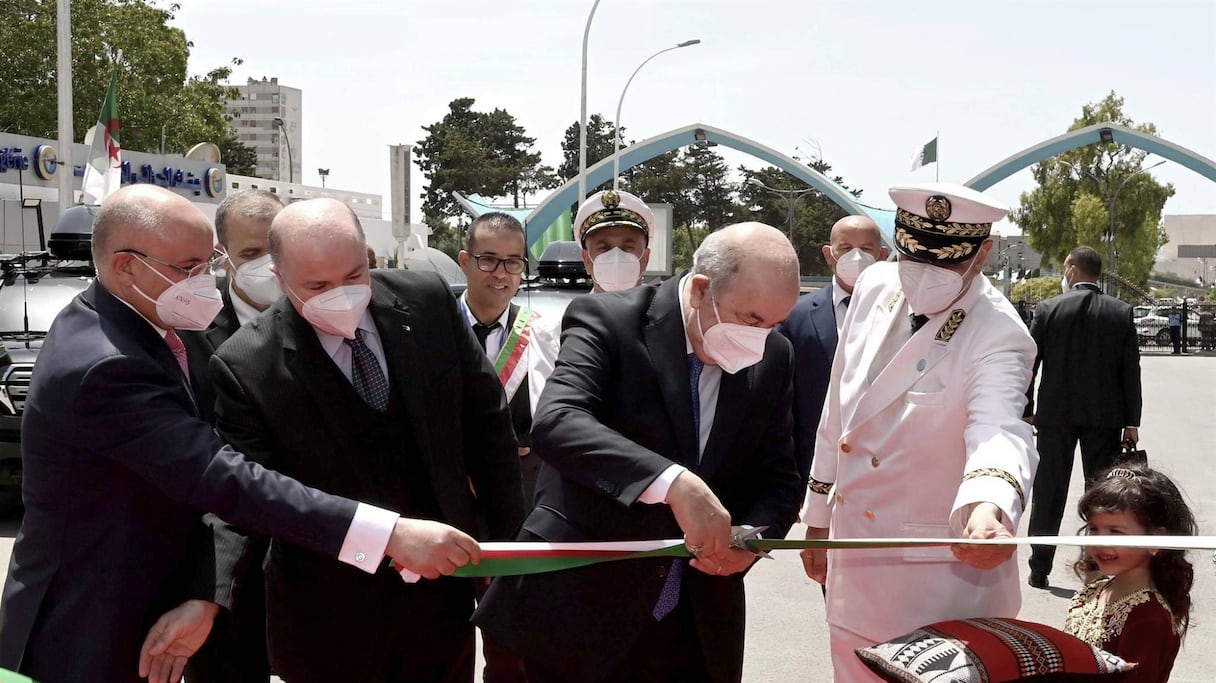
[91,200,162,263]
[215,189,285,246]
[692,232,744,296]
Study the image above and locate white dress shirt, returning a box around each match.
[459,291,511,358]
[832,279,852,335]
[228,281,265,327]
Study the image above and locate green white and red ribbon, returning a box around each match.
[394,535,1216,582]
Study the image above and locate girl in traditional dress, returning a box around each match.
[1064,464,1196,683]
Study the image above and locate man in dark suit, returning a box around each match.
[180,189,284,683]
[475,222,804,683]
[778,215,887,488]
[1025,245,1142,588]
[0,186,483,683]
[208,198,524,682]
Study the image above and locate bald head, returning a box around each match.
[268,198,366,268]
[823,214,888,292]
[693,222,800,298]
[92,185,214,276]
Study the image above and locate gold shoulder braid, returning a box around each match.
[961,467,1025,508]
[887,291,902,312]
[808,478,833,495]
[935,309,966,342]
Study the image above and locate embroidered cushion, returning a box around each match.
[856,617,1131,682]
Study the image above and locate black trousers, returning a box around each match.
[184,571,270,683]
[1170,325,1182,353]
[1027,424,1121,574]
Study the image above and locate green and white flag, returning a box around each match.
[81,70,122,205]
[910,136,938,172]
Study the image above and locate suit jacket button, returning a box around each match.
[840,441,851,454]
[657,565,668,578]
[870,456,880,468]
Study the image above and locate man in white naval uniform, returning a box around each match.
[800,183,1038,682]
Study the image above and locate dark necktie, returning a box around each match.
[653,353,706,621]
[473,321,501,352]
[911,314,930,334]
[345,329,390,411]
[841,295,852,309]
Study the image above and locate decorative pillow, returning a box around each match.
[856,618,1132,682]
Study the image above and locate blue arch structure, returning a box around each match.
[523,123,882,250]
[965,122,1216,190]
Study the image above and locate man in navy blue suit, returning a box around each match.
[778,215,887,489]
[0,185,482,683]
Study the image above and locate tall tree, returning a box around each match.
[1011,92,1174,293]
[557,114,619,195]
[0,0,251,158]
[738,160,861,275]
[415,98,555,219]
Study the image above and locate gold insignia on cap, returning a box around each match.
[935,308,966,342]
[601,190,621,209]
[925,195,952,221]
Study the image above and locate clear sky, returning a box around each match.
[173,0,1216,231]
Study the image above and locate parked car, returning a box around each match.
[1134,310,1201,346]
[0,206,98,495]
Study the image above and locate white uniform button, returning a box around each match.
[870,456,881,468]
[354,551,366,563]
[835,493,845,505]
[840,440,851,454]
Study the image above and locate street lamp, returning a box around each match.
[577,0,602,203]
[318,168,330,189]
[612,39,701,191]
[748,177,817,240]
[273,117,294,184]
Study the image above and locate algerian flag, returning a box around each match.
[910,136,938,171]
[81,70,122,205]
[528,208,574,261]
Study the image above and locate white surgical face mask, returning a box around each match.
[695,288,770,374]
[898,256,977,316]
[132,256,224,331]
[233,253,283,307]
[1061,266,1073,295]
[833,248,876,288]
[591,247,642,292]
[288,284,372,339]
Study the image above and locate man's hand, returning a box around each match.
[518,446,531,457]
[800,526,830,584]
[1122,427,1139,446]
[951,502,1015,569]
[386,518,481,580]
[138,599,219,683]
[666,471,732,562]
[690,547,756,576]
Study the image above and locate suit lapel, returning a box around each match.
[809,284,839,357]
[642,278,699,467]
[698,366,749,477]
[280,302,358,442]
[369,280,436,476]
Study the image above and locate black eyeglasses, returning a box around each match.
[115,249,228,279]
[472,254,527,275]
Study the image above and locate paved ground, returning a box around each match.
[0,352,1211,681]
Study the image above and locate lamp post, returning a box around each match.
[577,0,602,204]
[612,39,700,191]
[748,177,817,241]
[318,168,330,189]
[273,117,294,184]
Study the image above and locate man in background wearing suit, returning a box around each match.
[476,222,804,683]
[208,198,524,682]
[779,215,887,488]
[180,188,283,683]
[1024,245,1142,588]
[0,186,483,683]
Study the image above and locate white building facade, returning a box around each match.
[224,77,302,183]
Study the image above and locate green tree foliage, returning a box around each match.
[1011,276,1066,304]
[1011,92,1175,295]
[557,114,618,197]
[0,0,253,160]
[737,160,861,275]
[217,128,257,175]
[415,98,558,219]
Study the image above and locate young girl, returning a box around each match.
[1064,464,1197,683]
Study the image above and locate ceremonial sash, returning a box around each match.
[494,307,536,400]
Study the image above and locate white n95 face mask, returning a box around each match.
[592,248,642,292]
[233,254,283,307]
[898,254,980,315]
[132,257,224,331]
[696,290,770,374]
[833,248,876,288]
[289,284,372,339]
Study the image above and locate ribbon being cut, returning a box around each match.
[394,527,1216,581]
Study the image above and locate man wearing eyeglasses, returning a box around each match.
[0,186,489,683]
